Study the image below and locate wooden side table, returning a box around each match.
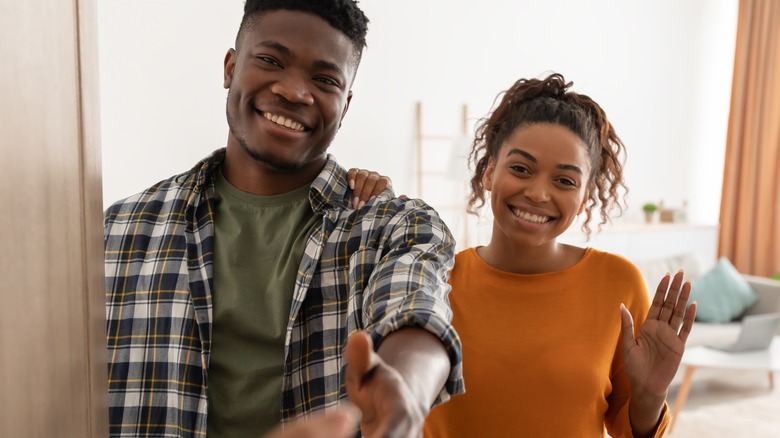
[669,337,780,432]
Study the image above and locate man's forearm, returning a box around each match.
[376,327,450,411]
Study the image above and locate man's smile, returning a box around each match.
[261,111,307,132]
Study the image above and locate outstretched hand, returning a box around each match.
[345,332,426,438]
[263,406,360,438]
[620,270,697,398]
[347,168,393,209]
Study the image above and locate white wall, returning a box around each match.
[98,0,738,237]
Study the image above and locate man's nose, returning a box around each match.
[270,75,314,105]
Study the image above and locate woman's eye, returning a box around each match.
[510,165,529,174]
[558,178,576,187]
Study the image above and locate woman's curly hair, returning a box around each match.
[468,73,627,236]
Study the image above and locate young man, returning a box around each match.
[103,1,463,437]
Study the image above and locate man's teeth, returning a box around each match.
[511,207,549,224]
[263,112,305,132]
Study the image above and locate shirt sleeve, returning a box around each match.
[356,198,464,403]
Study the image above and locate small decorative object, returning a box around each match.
[642,202,658,223]
[659,208,675,223]
[658,199,687,223]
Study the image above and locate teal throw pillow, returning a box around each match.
[689,257,758,323]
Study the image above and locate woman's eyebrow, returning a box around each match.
[507,148,583,175]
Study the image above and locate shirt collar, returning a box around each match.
[188,148,226,192]
[188,149,350,212]
[309,155,351,213]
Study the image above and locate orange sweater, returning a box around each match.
[424,247,670,438]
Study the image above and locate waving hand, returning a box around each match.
[620,270,697,397]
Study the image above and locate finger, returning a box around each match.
[659,270,685,323]
[669,280,692,332]
[350,169,370,208]
[620,303,636,352]
[370,175,391,198]
[263,406,360,438]
[345,331,378,388]
[647,272,671,321]
[678,302,697,344]
[347,168,358,191]
[357,173,380,204]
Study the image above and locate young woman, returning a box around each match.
[422,73,696,437]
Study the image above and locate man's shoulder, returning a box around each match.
[104,149,223,225]
[351,196,444,225]
[105,172,194,220]
[328,195,454,250]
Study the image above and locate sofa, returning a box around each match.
[631,252,780,385]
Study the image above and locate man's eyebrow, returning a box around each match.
[257,40,291,56]
[506,148,583,175]
[312,60,346,79]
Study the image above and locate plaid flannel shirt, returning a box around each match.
[104,149,464,437]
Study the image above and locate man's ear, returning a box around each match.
[223,48,237,89]
[339,91,353,129]
[482,157,495,191]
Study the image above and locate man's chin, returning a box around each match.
[238,143,305,172]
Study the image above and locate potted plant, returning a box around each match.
[642,202,658,223]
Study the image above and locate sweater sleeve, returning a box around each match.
[604,257,671,437]
[606,399,671,438]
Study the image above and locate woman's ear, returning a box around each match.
[578,189,591,215]
[482,157,495,191]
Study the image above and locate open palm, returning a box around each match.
[344,332,425,438]
[621,271,697,397]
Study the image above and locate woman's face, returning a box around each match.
[483,123,592,249]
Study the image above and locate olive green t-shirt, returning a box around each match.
[207,168,319,437]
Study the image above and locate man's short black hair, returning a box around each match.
[238,0,369,58]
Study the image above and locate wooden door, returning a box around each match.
[0,0,107,436]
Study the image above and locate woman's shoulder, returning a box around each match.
[452,247,481,271]
[582,248,646,283]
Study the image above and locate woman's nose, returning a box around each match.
[523,181,551,203]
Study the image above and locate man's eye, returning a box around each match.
[315,77,339,87]
[258,56,281,67]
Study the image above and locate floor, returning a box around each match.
[664,367,779,437]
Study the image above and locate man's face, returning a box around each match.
[223,10,357,172]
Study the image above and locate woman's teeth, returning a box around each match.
[511,207,549,224]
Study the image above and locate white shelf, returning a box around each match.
[559,222,719,266]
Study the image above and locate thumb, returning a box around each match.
[345,331,378,388]
[620,303,636,352]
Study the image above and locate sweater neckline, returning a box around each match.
[465,246,597,278]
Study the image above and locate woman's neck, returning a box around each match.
[477,239,585,275]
